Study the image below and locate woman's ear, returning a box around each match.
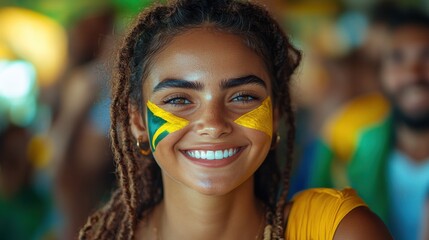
[129,103,149,143]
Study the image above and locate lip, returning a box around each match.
[180,145,246,168]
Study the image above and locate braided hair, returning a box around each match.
[79,1,301,239]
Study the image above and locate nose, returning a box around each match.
[194,102,232,138]
[403,58,426,84]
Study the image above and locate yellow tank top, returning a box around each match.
[285,188,367,239]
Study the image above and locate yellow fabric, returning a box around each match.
[147,101,189,150]
[286,188,367,240]
[322,93,390,162]
[234,97,273,137]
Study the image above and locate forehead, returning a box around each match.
[389,25,429,48]
[145,27,271,89]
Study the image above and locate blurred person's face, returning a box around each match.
[381,25,429,129]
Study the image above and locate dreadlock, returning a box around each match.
[79,0,301,239]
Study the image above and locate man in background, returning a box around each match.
[303,9,429,240]
[381,10,429,240]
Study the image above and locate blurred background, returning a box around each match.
[0,0,428,239]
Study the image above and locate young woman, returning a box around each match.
[79,1,392,239]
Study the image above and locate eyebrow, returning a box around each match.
[152,75,267,93]
[220,75,267,90]
[153,78,204,92]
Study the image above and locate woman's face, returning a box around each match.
[132,27,277,196]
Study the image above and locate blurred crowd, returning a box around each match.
[0,0,428,240]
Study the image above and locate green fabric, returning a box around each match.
[309,140,335,188]
[0,186,50,240]
[0,0,155,27]
[309,117,393,223]
[348,117,392,222]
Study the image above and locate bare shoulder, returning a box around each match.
[334,206,392,240]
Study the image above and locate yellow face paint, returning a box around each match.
[234,97,273,137]
[146,101,189,151]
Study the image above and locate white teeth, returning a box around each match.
[223,150,228,158]
[215,150,223,159]
[186,148,240,161]
[206,151,214,160]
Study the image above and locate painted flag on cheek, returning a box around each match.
[234,97,273,138]
[146,101,189,151]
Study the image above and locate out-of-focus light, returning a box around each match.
[10,96,37,127]
[0,60,38,128]
[0,60,36,99]
[337,11,368,49]
[0,42,14,59]
[0,7,68,87]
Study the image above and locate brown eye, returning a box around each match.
[232,94,257,103]
[164,97,191,105]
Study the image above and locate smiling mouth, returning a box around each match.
[184,147,242,160]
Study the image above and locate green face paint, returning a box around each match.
[234,97,273,137]
[146,101,189,151]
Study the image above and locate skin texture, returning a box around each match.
[333,207,393,240]
[381,25,429,162]
[130,28,392,239]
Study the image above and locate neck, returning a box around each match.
[396,124,429,162]
[154,175,266,240]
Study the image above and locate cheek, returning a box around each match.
[146,101,189,151]
[151,130,187,166]
[243,128,272,163]
[382,68,401,94]
[233,97,273,138]
[248,129,271,147]
[425,70,429,81]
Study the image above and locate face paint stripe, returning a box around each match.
[154,131,168,150]
[147,101,189,151]
[146,108,166,150]
[147,101,189,126]
[233,97,273,137]
[152,123,173,150]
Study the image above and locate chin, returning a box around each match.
[178,171,252,197]
[191,180,236,196]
